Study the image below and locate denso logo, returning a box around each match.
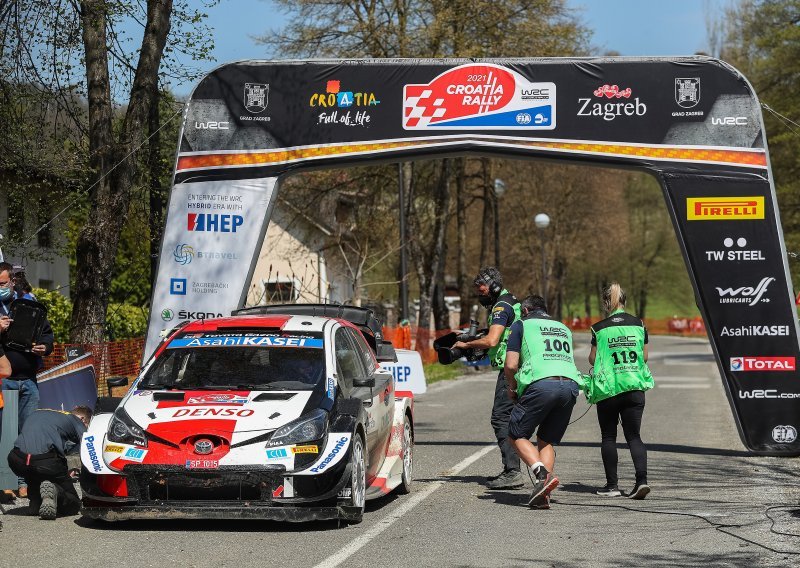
[711,116,747,126]
[687,197,764,220]
[85,435,102,472]
[729,356,795,372]
[187,213,243,232]
[172,408,255,418]
[310,437,349,473]
[716,277,774,306]
[194,121,230,130]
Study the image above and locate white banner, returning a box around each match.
[380,349,427,394]
[144,178,278,360]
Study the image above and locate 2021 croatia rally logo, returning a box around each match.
[403,64,556,130]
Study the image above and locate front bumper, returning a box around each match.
[81,462,357,522]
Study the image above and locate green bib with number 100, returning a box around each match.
[515,317,581,396]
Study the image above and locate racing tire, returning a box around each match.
[396,413,413,495]
[339,433,366,524]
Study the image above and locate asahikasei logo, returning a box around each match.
[403,64,555,130]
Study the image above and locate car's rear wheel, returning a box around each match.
[339,433,366,524]
[397,413,413,494]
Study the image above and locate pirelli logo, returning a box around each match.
[686,197,764,220]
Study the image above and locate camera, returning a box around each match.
[433,319,489,365]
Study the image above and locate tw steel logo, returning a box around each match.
[686,197,764,220]
[729,356,796,372]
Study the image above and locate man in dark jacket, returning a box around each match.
[7,407,91,519]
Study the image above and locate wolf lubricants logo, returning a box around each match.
[686,197,764,221]
[403,64,556,130]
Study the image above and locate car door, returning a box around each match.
[345,327,393,474]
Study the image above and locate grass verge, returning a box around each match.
[423,362,464,385]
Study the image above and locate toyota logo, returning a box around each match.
[194,439,214,455]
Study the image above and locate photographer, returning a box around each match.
[452,267,522,489]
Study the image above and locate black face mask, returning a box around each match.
[478,294,494,308]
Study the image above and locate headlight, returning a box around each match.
[107,407,148,447]
[267,409,328,447]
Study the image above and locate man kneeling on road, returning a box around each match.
[7,406,92,519]
[504,295,582,509]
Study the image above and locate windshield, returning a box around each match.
[140,332,326,391]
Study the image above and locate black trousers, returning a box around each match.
[491,370,520,472]
[596,390,647,487]
[7,448,81,515]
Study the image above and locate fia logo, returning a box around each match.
[772,425,797,443]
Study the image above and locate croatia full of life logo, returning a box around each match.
[403,64,556,130]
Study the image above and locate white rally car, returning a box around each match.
[80,305,413,523]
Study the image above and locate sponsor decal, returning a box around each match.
[705,237,764,262]
[169,278,187,295]
[721,325,790,337]
[716,277,774,306]
[267,448,289,459]
[711,116,748,126]
[772,425,798,443]
[607,335,637,349]
[403,64,556,130]
[185,459,219,469]
[291,445,319,454]
[337,487,352,498]
[387,365,411,383]
[611,317,624,322]
[194,121,229,130]
[173,243,194,265]
[168,335,323,349]
[187,213,243,233]
[327,376,335,399]
[173,310,225,320]
[244,83,269,113]
[123,447,147,462]
[311,80,379,128]
[687,197,764,220]
[310,436,349,473]
[729,356,795,372]
[172,407,255,418]
[104,444,124,454]
[577,84,646,121]
[272,485,284,498]
[738,390,800,399]
[161,309,174,322]
[85,435,102,472]
[675,78,700,109]
[187,393,249,405]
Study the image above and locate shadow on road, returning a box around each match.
[559,441,752,457]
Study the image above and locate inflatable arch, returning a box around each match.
[145,57,799,455]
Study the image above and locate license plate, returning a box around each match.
[185,459,219,469]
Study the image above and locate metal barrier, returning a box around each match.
[0,390,19,491]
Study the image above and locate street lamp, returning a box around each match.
[493,179,506,266]
[534,213,550,308]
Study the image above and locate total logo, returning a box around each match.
[687,196,764,221]
[772,425,798,443]
[705,237,765,262]
[187,213,243,233]
[403,63,556,130]
[716,277,774,306]
[729,356,795,372]
[577,84,647,121]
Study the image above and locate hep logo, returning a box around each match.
[187,214,243,233]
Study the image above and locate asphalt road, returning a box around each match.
[2,334,799,567]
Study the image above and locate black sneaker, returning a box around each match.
[628,483,651,500]
[485,470,504,483]
[528,471,559,507]
[596,485,622,497]
[532,494,551,510]
[39,481,57,520]
[486,469,525,489]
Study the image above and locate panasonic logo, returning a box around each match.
[310,437,348,473]
[85,435,102,473]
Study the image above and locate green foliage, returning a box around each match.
[32,288,72,343]
[423,362,463,384]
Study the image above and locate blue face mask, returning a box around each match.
[0,287,12,301]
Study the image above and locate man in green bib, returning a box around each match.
[504,295,582,509]
[452,267,522,489]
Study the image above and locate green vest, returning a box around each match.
[586,310,654,404]
[487,290,521,368]
[515,316,581,397]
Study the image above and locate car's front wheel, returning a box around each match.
[339,433,366,524]
[397,413,413,494]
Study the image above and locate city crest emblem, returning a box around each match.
[244,83,269,113]
[674,77,700,109]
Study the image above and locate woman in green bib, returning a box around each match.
[587,283,654,500]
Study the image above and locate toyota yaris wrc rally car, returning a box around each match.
[79,305,413,523]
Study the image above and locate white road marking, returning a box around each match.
[656,384,711,389]
[312,444,497,568]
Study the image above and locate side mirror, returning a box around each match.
[353,376,375,388]
[376,341,398,363]
[106,375,129,397]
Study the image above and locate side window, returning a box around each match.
[348,328,377,375]
[335,328,364,391]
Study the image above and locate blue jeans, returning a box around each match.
[1,379,39,488]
